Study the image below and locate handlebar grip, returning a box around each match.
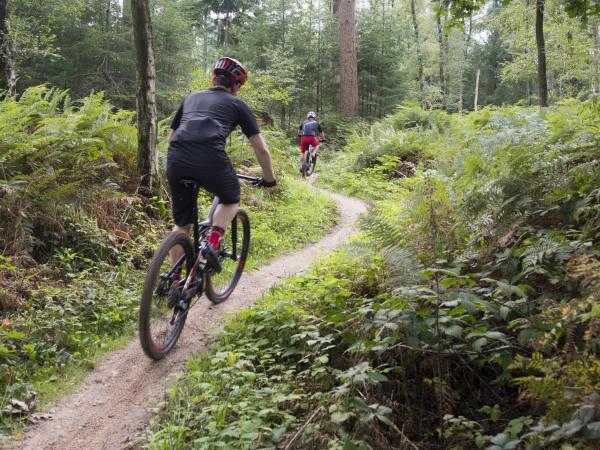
[237,174,261,182]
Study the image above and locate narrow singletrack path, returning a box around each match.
[19,188,366,450]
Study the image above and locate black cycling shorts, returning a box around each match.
[166,162,240,226]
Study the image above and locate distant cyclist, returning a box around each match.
[167,56,276,271]
[298,111,325,171]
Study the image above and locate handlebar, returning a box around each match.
[237,174,261,182]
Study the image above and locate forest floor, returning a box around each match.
[15,185,366,450]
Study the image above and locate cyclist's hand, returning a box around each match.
[253,178,277,188]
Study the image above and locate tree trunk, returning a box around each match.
[458,16,473,113]
[436,1,447,107]
[317,4,322,113]
[332,0,340,15]
[202,12,209,72]
[223,9,231,47]
[0,0,16,95]
[379,0,385,117]
[535,0,548,107]
[131,0,159,191]
[594,20,600,93]
[474,68,480,111]
[338,0,358,118]
[410,0,425,93]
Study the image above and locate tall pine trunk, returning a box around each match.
[474,68,480,111]
[436,1,448,107]
[131,0,159,191]
[594,20,600,93]
[410,0,425,93]
[0,0,16,95]
[535,0,548,107]
[338,0,358,118]
[458,16,472,113]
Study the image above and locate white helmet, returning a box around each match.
[306,111,316,119]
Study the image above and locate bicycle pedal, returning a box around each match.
[202,245,222,274]
[176,298,189,311]
[185,279,204,300]
[167,281,183,309]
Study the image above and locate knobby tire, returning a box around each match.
[307,154,316,176]
[205,209,250,304]
[139,231,194,360]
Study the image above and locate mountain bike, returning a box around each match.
[301,144,318,178]
[139,174,257,360]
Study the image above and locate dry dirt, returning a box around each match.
[17,188,366,450]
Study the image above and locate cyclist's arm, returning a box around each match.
[168,103,184,143]
[248,134,276,182]
[318,123,325,140]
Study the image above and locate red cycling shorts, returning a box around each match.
[300,136,319,153]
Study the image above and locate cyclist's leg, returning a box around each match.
[166,163,197,266]
[168,224,191,267]
[300,137,309,167]
[212,204,239,235]
[198,164,241,249]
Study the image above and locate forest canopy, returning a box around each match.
[0,0,598,125]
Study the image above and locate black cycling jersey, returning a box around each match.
[168,87,260,168]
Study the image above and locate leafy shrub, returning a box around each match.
[0,86,137,260]
[391,103,450,131]
[193,98,600,449]
[0,86,339,434]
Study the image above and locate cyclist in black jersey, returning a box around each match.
[167,57,276,270]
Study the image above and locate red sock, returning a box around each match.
[208,226,225,249]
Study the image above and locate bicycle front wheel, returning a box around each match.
[307,154,316,176]
[302,158,310,178]
[139,231,194,360]
[205,210,250,304]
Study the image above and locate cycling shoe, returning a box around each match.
[202,243,222,274]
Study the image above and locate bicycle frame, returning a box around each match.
[172,174,258,302]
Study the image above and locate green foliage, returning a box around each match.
[0,269,141,431]
[147,249,395,449]
[0,85,339,434]
[153,99,600,448]
[8,0,197,113]
[0,86,138,261]
[340,100,600,448]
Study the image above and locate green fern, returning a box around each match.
[0,86,137,259]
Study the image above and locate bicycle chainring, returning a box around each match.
[167,281,184,309]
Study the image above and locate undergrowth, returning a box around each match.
[150,99,600,449]
[0,87,337,434]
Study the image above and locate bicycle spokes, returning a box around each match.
[140,235,194,360]
[204,210,250,304]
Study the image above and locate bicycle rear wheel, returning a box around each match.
[139,231,194,360]
[205,209,250,304]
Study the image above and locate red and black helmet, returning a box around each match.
[214,56,249,86]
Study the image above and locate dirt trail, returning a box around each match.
[18,188,366,450]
